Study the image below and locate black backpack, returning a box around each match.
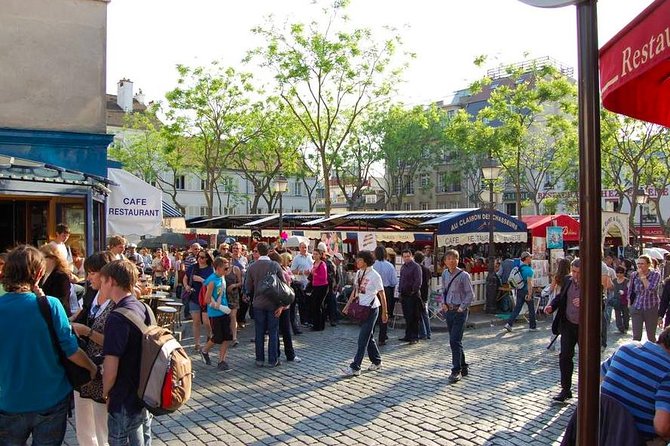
[258,268,295,306]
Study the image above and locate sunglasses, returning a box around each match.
[198,255,208,259]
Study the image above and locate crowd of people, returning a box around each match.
[6,221,670,444]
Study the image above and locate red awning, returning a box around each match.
[521,214,580,242]
[599,0,670,127]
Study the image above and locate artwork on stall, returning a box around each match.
[531,260,550,287]
[546,226,564,249]
[357,232,377,252]
[550,249,565,276]
[321,231,343,254]
[532,236,547,259]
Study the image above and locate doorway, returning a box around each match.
[0,200,48,252]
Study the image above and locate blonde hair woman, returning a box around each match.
[39,244,74,316]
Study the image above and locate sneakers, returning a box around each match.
[368,363,382,372]
[255,360,264,367]
[552,390,573,402]
[217,361,231,371]
[341,367,361,377]
[231,340,239,348]
[461,367,469,377]
[503,324,512,332]
[200,350,211,366]
[288,356,302,363]
[448,372,461,384]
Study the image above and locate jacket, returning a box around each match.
[549,276,573,336]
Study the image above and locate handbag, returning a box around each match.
[37,295,91,391]
[629,273,637,306]
[347,270,372,323]
[181,268,195,301]
[258,270,295,306]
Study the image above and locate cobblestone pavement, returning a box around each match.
[63,316,633,446]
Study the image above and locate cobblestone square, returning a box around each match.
[64,317,630,445]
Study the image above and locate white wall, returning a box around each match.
[0,0,108,133]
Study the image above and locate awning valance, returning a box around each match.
[599,0,670,127]
[422,209,527,247]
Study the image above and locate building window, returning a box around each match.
[450,201,460,209]
[199,206,208,217]
[200,178,206,191]
[365,194,377,204]
[175,175,185,190]
[420,202,429,210]
[506,203,517,216]
[403,202,412,211]
[293,182,302,196]
[404,177,415,195]
[420,174,430,188]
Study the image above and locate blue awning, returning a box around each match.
[421,209,527,246]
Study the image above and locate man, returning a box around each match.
[108,235,127,260]
[231,242,251,326]
[126,243,143,268]
[291,242,314,326]
[183,243,201,271]
[504,251,536,332]
[398,249,422,345]
[50,223,73,265]
[441,249,474,384]
[414,251,432,341]
[601,326,670,442]
[101,259,153,445]
[373,245,398,346]
[245,243,285,367]
[544,258,581,402]
[422,246,434,273]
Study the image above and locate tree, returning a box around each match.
[164,62,264,217]
[228,99,305,214]
[248,0,410,216]
[296,150,322,212]
[376,104,450,209]
[601,111,670,234]
[463,58,578,216]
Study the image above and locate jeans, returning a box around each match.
[445,309,468,374]
[631,306,659,342]
[277,307,296,361]
[350,306,381,371]
[506,288,536,329]
[419,300,431,339]
[310,285,328,331]
[108,406,152,446]
[295,285,310,325]
[0,394,69,446]
[614,305,630,332]
[326,290,338,325]
[402,293,422,341]
[253,308,280,365]
[377,286,396,342]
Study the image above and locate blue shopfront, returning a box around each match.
[0,128,114,255]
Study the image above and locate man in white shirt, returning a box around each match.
[108,235,127,260]
[291,242,314,326]
[49,224,72,265]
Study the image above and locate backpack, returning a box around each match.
[508,265,526,290]
[258,269,295,307]
[114,303,192,416]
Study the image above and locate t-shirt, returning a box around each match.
[0,293,78,413]
[102,295,151,414]
[355,267,383,308]
[203,273,228,318]
[186,264,214,305]
[601,341,670,439]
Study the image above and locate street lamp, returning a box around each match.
[636,188,649,256]
[273,175,288,239]
[481,156,501,314]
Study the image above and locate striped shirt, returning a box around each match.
[629,270,661,311]
[601,341,670,439]
[373,260,398,288]
[441,267,474,310]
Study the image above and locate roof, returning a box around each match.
[306,209,479,230]
[243,213,324,228]
[521,214,580,242]
[0,155,112,193]
[162,201,183,218]
[188,214,273,229]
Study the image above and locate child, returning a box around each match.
[201,257,233,371]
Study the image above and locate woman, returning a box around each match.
[0,245,97,445]
[71,246,87,281]
[309,248,329,331]
[342,250,388,376]
[39,243,74,316]
[629,254,661,342]
[183,249,214,351]
[70,251,115,446]
[269,252,301,363]
[613,266,630,333]
[222,253,242,347]
[546,258,571,350]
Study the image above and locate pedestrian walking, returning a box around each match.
[372,245,397,346]
[440,250,474,384]
[629,254,661,342]
[504,251,536,332]
[341,250,388,376]
[414,251,432,341]
[200,257,233,371]
[398,249,422,344]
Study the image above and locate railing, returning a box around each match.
[430,272,489,307]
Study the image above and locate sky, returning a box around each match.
[106,0,655,106]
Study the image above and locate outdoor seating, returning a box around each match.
[165,301,184,327]
[156,305,178,333]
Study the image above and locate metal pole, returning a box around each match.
[639,203,643,255]
[576,1,601,444]
[486,180,498,313]
[278,192,284,240]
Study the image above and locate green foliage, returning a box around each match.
[248,1,412,215]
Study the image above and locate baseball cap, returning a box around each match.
[317,242,328,253]
[520,251,532,260]
[128,243,137,248]
[333,253,344,261]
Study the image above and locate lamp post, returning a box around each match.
[636,189,649,256]
[518,1,601,444]
[273,175,288,240]
[481,156,501,314]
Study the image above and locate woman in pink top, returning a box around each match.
[310,248,329,331]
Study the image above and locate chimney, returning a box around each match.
[117,78,133,113]
[134,88,145,106]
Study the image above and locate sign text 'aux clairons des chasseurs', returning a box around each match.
[449,212,521,233]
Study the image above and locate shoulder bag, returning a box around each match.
[347,270,372,323]
[37,295,91,391]
[181,267,195,301]
[258,267,295,307]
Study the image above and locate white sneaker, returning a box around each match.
[341,366,360,377]
[289,356,302,363]
[503,324,512,332]
[367,363,382,372]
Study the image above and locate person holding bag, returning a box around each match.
[0,245,97,446]
[200,257,233,371]
[341,250,388,377]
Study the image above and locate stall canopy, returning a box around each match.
[599,0,670,127]
[420,209,527,247]
[521,214,580,242]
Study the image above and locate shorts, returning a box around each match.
[188,301,205,313]
[227,292,240,310]
[210,315,233,344]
